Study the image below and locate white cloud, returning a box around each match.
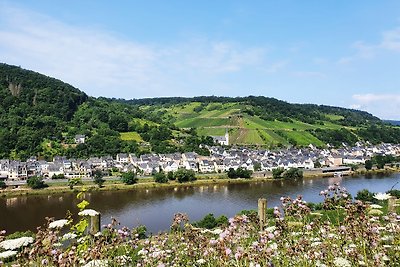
[380,27,400,52]
[292,71,326,78]
[338,41,376,64]
[0,5,269,99]
[351,93,400,119]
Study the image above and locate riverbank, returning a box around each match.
[1,168,399,198]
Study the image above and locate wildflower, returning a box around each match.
[197,258,206,264]
[82,259,108,267]
[49,219,69,229]
[210,228,223,235]
[0,250,17,259]
[78,209,100,216]
[333,257,351,267]
[265,226,276,232]
[62,233,77,240]
[368,209,384,216]
[225,248,232,256]
[369,204,383,209]
[0,236,34,250]
[373,193,391,201]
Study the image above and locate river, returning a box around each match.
[1,173,399,234]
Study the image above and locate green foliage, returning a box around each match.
[121,171,138,185]
[51,173,65,179]
[355,189,375,203]
[27,176,48,189]
[227,167,252,179]
[371,155,396,169]
[93,170,105,188]
[193,213,228,229]
[272,167,285,179]
[154,171,168,183]
[253,162,261,171]
[387,189,400,198]
[4,230,35,240]
[0,180,6,189]
[174,168,196,183]
[68,177,83,189]
[283,168,303,180]
[167,171,175,180]
[365,160,373,170]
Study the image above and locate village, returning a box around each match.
[1,141,400,184]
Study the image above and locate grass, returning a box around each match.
[175,117,230,128]
[120,132,143,142]
[283,131,325,146]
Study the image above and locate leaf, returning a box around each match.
[77,200,89,210]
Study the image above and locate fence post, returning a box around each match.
[258,198,267,231]
[388,197,397,213]
[88,213,101,235]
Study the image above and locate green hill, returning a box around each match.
[1,63,400,160]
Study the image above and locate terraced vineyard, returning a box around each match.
[147,102,352,147]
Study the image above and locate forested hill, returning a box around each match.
[124,96,380,126]
[1,63,399,160]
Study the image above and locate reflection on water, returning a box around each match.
[1,173,400,234]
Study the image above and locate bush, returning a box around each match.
[154,171,168,183]
[167,171,175,180]
[227,167,252,179]
[121,171,138,185]
[272,167,285,179]
[193,213,228,229]
[355,189,375,202]
[174,168,196,183]
[387,189,400,198]
[0,180,6,189]
[27,176,48,189]
[51,173,65,179]
[283,168,303,180]
[93,170,105,188]
[68,177,83,189]
[365,160,373,170]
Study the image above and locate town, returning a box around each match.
[1,142,399,184]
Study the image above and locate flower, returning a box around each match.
[197,259,206,264]
[210,228,223,235]
[333,257,351,267]
[49,219,69,229]
[368,209,384,216]
[0,250,17,259]
[0,236,34,250]
[373,193,391,201]
[82,259,108,267]
[369,204,383,209]
[62,233,77,240]
[78,209,100,216]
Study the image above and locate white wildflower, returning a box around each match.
[369,204,383,209]
[0,250,17,259]
[62,233,77,240]
[373,193,391,201]
[78,209,99,216]
[0,236,34,250]
[49,219,69,229]
[82,259,108,267]
[333,257,351,267]
[197,258,206,264]
[311,242,322,247]
[210,228,223,235]
[368,209,383,216]
[265,226,276,232]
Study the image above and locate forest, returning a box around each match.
[1,63,400,160]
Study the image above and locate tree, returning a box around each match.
[167,171,175,180]
[93,170,105,188]
[174,168,196,183]
[154,171,168,183]
[68,177,83,189]
[121,171,138,185]
[283,168,303,180]
[27,176,48,189]
[355,189,374,202]
[365,160,373,170]
[0,180,6,189]
[272,167,285,179]
[253,162,262,172]
[227,168,237,179]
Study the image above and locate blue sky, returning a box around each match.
[1,1,400,119]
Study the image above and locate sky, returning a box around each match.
[1,1,400,120]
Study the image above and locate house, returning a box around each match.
[116,153,129,164]
[199,159,215,173]
[211,129,229,146]
[75,134,86,144]
[8,161,28,181]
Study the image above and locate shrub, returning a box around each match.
[154,171,168,183]
[283,168,303,180]
[0,180,6,189]
[27,176,48,189]
[174,168,196,183]
[355,189,375,202]
[121,171,138,185]
[93,170,105,188]
[272,167,285,179]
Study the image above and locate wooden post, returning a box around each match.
[258,198,267,231]
[388,197,397,213]
[88,214,101,235]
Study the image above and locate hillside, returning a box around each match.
[1,63,400,160]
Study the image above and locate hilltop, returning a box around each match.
[1,63,400,160]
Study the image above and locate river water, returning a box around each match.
[1,173,399,234]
